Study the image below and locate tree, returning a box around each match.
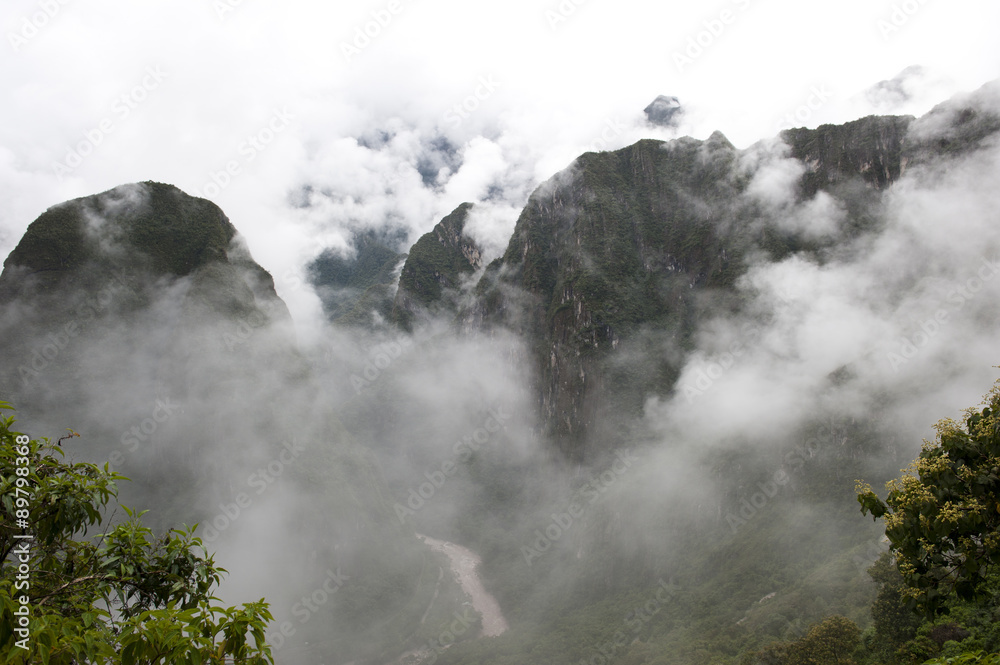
[0,401,273,664]
[867,552,920,655]
[793,616,862,665]
[923,653,1000,665]
[745,616,861,665]
[857,380,1000,615]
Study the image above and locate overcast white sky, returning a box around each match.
[2,0,998,327]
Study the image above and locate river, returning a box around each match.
[416,534,509,637]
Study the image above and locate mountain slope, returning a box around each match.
[308,230,406,327]
[0,181,469,663]
[392,201,483,328]
[471,132,808,458]
[377,82,1000,665]
[466,86,1000,460]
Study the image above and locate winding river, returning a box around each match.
[416,534,509,637]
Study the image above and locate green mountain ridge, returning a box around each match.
[309,230,406,327]
[0,181,471,663]
[2,81,1000,665]
[392,201,483,329]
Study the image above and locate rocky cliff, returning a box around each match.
[457,85,999,459]
[393,201,483,328]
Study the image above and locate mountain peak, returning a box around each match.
[643,94,683,127]
[2,181,237,289]
[391,202,482,327]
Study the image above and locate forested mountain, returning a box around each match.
[0,182,469,663]
[2,81,1000,665]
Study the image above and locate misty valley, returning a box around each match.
[3,80,1000,665]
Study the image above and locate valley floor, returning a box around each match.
[417,534,509,637]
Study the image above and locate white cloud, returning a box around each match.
[1,0,999,328]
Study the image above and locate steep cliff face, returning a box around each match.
[469,101,995,458]
[393,202,482,327]
[781,115,912,195]
[473,134,761,457]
